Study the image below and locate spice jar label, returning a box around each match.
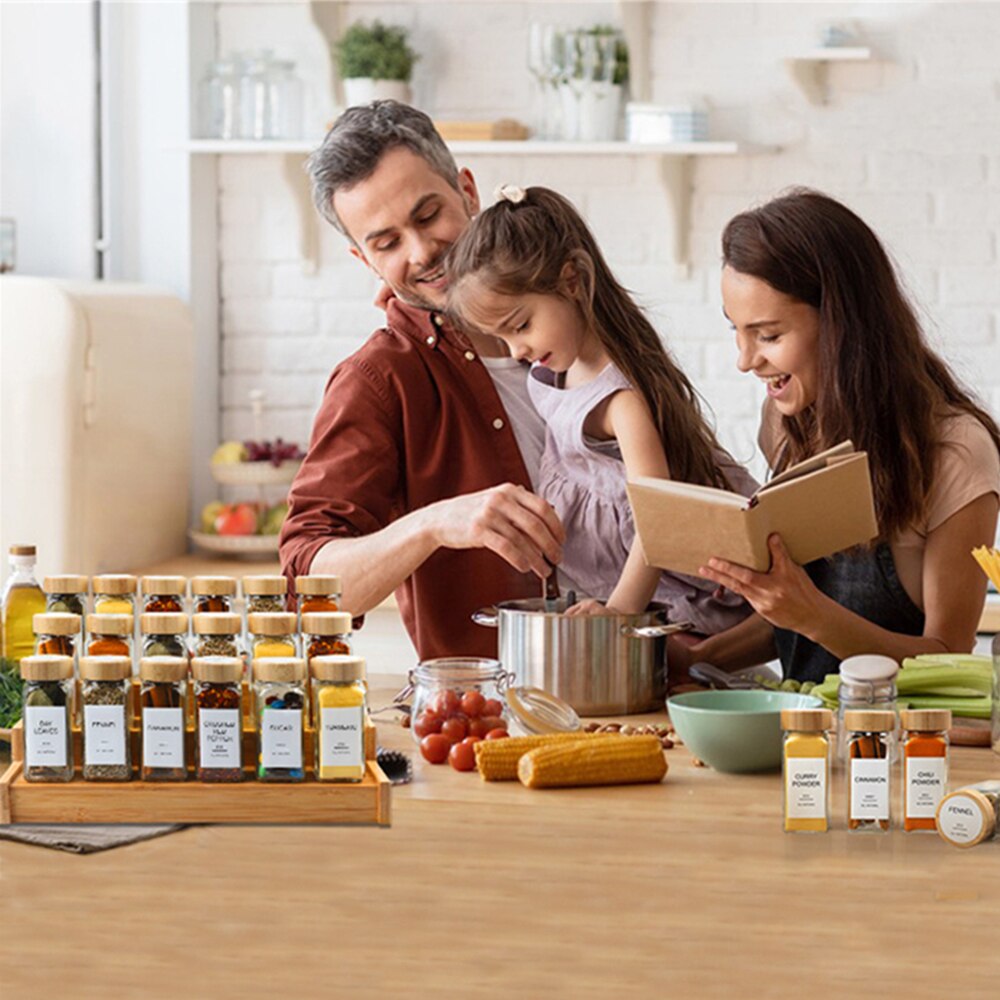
[83,705,128,765]
[199,708,241,769]
[261,708,303,769]
[785,757,827,819]
[320,706,363,768]
[937,795,987,845]
[25,707,68,767]
[905,758,946,819]
[143,708,185,769]
[850,758,890,821]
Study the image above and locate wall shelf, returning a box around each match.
[785,47,873,105]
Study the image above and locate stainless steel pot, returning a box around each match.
[472,599,691,716]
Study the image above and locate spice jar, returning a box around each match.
[302,612,352,660]
[311,655,367,782]
[190,575,237,614]
[901,708,951,833]
[248,612,298,658]
[192,612,242,658]
[295,575,342,615]
[192,656,243,782]
[79,655,132,781]
[91,574,138,615]
[141,613,189,658]
[409,657,509,747]
[139,656,188,781]
[253,657,306,782]
[781,708,833,834]
[837,654,899,759]
[936,781,1000,848]
[243,575,287,614]
[33,613,82,660]
[141,575,187,613]
[43,574,88,619]
[86,613,134,663]
[844,709,895,832]
[20,654,74,782]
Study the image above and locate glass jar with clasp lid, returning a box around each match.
[836,654,899,762]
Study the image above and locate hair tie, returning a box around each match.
[494,184,527,205]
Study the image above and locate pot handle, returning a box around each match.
[620,620,695,640]
[471,607,499,628]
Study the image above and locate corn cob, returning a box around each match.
[517,735,668,789]
[474,732,608,781]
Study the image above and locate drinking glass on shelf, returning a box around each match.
[560,29,623,142]
[527,23,567,140]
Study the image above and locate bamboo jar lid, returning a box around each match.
[79,655,132,681]
[44,574,88,592]
[9,544,36,557]
[311,654,366,682]
[140,613,188,634]
[781,708,833,732]
[191,656,243,683]
[141,575,187,596]
[253,657,307,683]
[900,709,952,732]
[190,576,238,596]
[243,575,287,595]
[301,612,353,635]
[937,789,998,847]
[248,612,297,635]
[140,656,189,683]
[92,574,137,594]
[193,613,241,635]
[32,613,82,636]
[20,655,74,681]
[843,709,896,732]
[87,613,135,635]
[295,575,342,595]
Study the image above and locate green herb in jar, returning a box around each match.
[80,656,132,781]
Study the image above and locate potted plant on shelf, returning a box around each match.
[333,20,418,108]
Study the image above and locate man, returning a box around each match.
[280,101,564,658]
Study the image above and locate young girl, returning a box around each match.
[445,184,756,634]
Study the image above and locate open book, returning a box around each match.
[626,442,878,577]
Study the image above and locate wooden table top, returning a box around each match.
[1,676,999,997]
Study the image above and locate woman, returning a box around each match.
[677,189,1000,683]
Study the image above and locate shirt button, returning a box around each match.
[464,350,476,361]
[432,314,444,327]
[493,417,505,430]
[426,336,436,346]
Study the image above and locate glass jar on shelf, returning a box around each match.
[302,612,352,661]
[43,574,88,620]
[253,656,307,782]
[20,654,75,783]
[192,612,242,658]
[239,51,274,140]
[141,613,189,659]
[243,575,287,614]
[409,657,511,746]
[198,58,242,139]
[190,576,237,615]
[267,59,303,139]
[79,655,132,781]
[33,613,82,660]
[141,576,187,613]
[86,613,134,663]
[295,575,342,615]
[311,654,367,782]
[91,575,137,615]
[248,612,298,658]
[139,655,188,782]
[192,656,244,782]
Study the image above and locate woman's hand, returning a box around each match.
[564,598,606,617]
[698,533,827,635]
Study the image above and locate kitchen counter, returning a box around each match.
[1,676,998,998]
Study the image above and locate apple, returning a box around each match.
[200,500,225,533]
[214,502,258,536]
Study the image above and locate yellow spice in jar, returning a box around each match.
[94,597,133,615]
[254,638,296,657]
[316,681,366,782]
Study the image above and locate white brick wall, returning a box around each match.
[217,1,1000,484]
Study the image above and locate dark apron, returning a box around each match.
[773,544,925,684]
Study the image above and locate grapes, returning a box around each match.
[243,437,306,466]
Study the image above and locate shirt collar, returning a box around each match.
[386,297,457,352]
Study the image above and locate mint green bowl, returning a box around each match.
[667,690,823,773]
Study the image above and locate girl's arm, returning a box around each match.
[699,492,999,659]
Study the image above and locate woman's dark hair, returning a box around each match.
[722,187,1000,539]
[446,186,729,489]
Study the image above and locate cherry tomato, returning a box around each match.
[448,737,480,772]
[460,690,486,718]
[431,689,461,717]
[485,728,509,740]
[440,716,468,744]
[480,715,506,733]
[419,733,451,764]
[413,711,443,738]
[481,698,504,718]
[467,717,491,738]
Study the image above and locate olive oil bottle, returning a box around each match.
[1,545,47,662]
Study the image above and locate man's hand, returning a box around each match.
[423,483,565,579]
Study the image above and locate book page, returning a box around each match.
[627,476,748,509]
[756,440,856,494]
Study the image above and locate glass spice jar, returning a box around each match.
[79,655,132,781]
[836,655,899,761]
[86,613,134,663]
[844,709,895,833]
[190,575,237,614]
[33,613,81,660]
[141,575,187,613]
[302,612,352,660]
[140,612,189,659]
[43,574,89,619]
[20,654,75,782]
[139,656,188,781]
[253,657,306,782]
[91,574,138,615]
[781,708,833,834]
[242,575,287,614]
[295,575,342,616]
[936,781,1000,848]
[900,709,951,833]
[311,654,367,782]
[192,612,242,658]
[248,612,298,659]
[192,656,244,782]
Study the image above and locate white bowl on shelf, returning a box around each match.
[210,460,301,486]
[189,530,280,555]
